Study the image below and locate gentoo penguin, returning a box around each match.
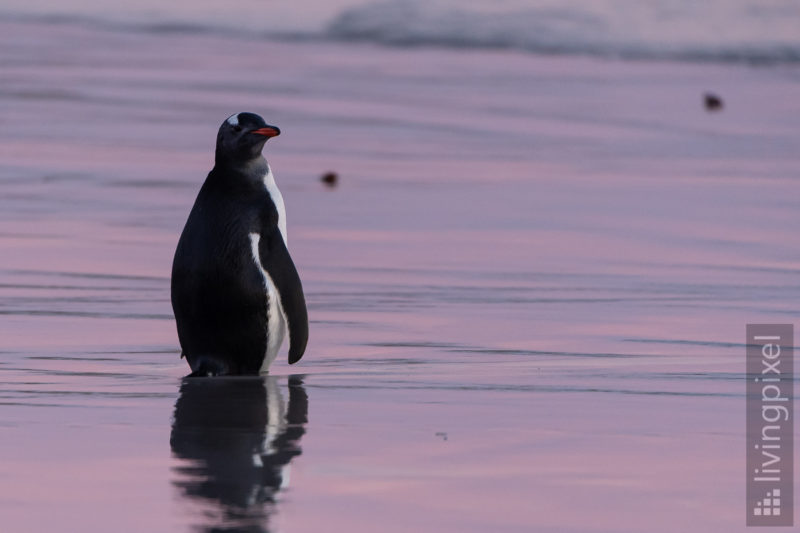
[171,112,308,376]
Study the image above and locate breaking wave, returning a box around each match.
[324,0,800,64]
[5,0,800,64]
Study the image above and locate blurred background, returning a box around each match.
[0,2,799,532]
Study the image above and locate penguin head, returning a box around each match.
[216,112,281,164]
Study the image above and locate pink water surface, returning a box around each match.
[0,17,799,533]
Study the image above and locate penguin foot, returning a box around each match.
[186,355,229,377]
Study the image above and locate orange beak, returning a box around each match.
[251,126,281,138]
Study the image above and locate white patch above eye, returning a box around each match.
[226,113,239,126]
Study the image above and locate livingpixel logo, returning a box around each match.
[746,324,794,527]
[752,488,782,517]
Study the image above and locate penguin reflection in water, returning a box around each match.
[171,113,308,376]
[170,376,308,531]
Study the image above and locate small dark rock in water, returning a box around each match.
[704,93,723,112]
[321,171,339,187]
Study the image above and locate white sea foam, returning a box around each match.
[326,0,800,64]
[3,0,800,64]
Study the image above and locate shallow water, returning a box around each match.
[1,16,799,533]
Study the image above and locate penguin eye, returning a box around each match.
[232,125,242,133]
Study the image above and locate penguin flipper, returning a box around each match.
[259,227,309,364]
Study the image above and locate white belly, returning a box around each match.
[263,165,287,245]
[249,232,288,373]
